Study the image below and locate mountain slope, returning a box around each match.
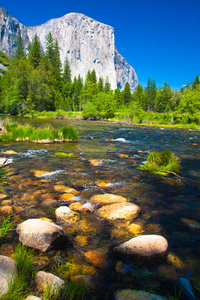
[0,7,138,91]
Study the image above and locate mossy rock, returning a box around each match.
[54,152,78,158]
[138,150,180,175]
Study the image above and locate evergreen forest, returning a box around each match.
[0,33,199,127]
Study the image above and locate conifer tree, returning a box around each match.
[145,77,157,111]
[104,76,111,94]
[13,34,25,60]
[123,82,131,105]
[28,35,42,68]
[63,57,72,83]
[98,77,104,92]
[192,75,199,90]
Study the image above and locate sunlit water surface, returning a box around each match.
[0,116,200,298]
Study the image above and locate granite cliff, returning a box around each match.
[0,7,138,91]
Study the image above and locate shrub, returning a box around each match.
[139,150,180,175]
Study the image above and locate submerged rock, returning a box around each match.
[0,255,17,296]
[90,193,127,206]
[35,271,65,293]
[114,234,168,260]
[84,250,108,269]
[55,206,80,224]
[16,218,66,252]
[89,159,102,166]
[54,185,79,194]
[25,296,42,300]
[115,289,166,300]
[97,202,140,221]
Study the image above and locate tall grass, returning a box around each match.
[0,123,79,143]
[0,215,15,242]
[139,150,180,175]
[0,244,34,300]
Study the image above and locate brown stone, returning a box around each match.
[89,159,102,166]
[2,150,17,155]
[118,154,129,158]
[69,202,83,211]
[0,194,8,200]
[84,250,108,269]
[90,193,127,206]
[97,202,140,221]
[0,205,13,215]
[1,200,12,206]
[54,185,79,194]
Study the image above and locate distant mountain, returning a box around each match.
[0,7,138,91]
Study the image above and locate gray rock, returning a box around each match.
[115,289,166,300]
[55,206,80,224]
[0,255,17,296]
[25,296,42,300]
[114,234,168,259]
[16,218,66,252]
[35,271,65,293]
[0,7,138,91]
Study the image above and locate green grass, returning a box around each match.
[0,122,79,143]
[0,244,34,300]
[138,150,180,175]
[0,215,14,242]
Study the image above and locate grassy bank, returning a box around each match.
[0,122,79,143]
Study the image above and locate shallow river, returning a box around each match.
[0,116,200,299]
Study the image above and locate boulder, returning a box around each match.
[0,255,17,296]
[35,271,65,293]
[55,206,80,224]
[114,235,168,260]
[115,289,166,300]
[97,202,140,221]
[25,296,42,300]
[90,194,127,206]
[16,218,66,252]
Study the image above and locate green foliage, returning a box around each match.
[145,77,157,111]
[0,244,34,300]
[28,34,42,68]
[54,152,78,158]
[0,122,79,142]
[0,215,14,242]
[13,35,25,61]
[82,92,115,120]
[139,150,180,175]
[0,51,12,67]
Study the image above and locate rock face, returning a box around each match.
[114,234,168,260]
[0,7,138,91]
[0,255,17,296]
[16,218,66,252]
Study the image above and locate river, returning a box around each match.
[0,116,200,299]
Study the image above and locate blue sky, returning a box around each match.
[1,0,200,90]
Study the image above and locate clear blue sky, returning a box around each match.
[1,0,200,90]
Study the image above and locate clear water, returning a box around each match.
[0,116,200,298]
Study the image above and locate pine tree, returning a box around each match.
[13,35,25,60]
[45,33,62,92]
[90,69,97,84]
[28,35,42,68]
[123,82,131,105]
[192,75,199,90]
[104,76,111,94]
[98,77,104,92]
[63,57,72,83]
[145,77,157,111]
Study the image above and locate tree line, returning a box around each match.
[0,33,199,122]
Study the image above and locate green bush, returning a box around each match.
[139,150,180,175]
[0,123,79,143]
